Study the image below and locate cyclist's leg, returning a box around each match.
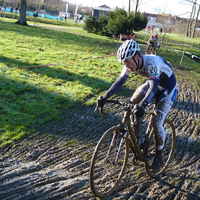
[145,43,151,54]
[151,86,177,170]
[152,85,177,151]
[130,81,150,104]
[152,98,171,150]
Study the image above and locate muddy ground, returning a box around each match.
[1,26,200,200]
[1,68,200,200]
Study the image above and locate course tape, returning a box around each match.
[166,46,200,63]
[16,54,116,69]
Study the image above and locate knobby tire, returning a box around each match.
[89,125,129,197]
[145,119,176,178]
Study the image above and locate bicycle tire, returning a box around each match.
[90,125,129,197]
[144,119,176,178]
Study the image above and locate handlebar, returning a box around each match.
[94,99,130,116]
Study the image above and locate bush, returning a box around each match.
[83,8,148,38]
[129,12,148,32]
[107,9,129,35]
[83,16,99,33]
[98,15,111,36]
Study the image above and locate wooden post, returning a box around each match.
[34,16,36,26]
[179,50,185,67]
[165,37,168,56]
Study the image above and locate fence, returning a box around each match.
[160,35,200,65]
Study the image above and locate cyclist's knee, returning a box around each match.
[151,110,165,128]
[130,90,145,104]
[130,82,149,104]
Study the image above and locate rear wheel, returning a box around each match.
[145,119,176,178]
[90,125,129,198]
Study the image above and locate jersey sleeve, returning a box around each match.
[103,65,131,99]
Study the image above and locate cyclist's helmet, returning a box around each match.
[154,33,158,38]
[117,39,140,63]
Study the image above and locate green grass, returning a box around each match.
[0,17,200,147]
[0,17,124,146]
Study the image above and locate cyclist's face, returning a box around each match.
[124,56,138,72]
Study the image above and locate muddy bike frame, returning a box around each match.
[99,100,153,169]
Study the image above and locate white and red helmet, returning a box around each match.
[117,40,140,63]
[154,33,158,38]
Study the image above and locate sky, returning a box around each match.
[71,0,200,18]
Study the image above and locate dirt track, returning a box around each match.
[1,69,200,200]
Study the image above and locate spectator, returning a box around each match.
[168,28,171,33]
[65,15,67,22]
[152,25,155,33]
[129,32,135,40]
[4,4,6,11]
[160,27,163,35]
[75,15,78,24]
[147,26,151,33]
[11,6,13,13]
[15,7,18,14]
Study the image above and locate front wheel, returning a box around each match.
[89,125,129,198]
[145,119,176,178]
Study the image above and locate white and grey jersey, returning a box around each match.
[120,54,177,104]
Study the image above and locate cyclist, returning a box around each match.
[97,39,178,172]
[145,33,160,54]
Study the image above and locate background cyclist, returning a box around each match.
[146,33,160,54]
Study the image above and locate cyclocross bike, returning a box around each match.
[90,99,176,198]
[146,45,158,55]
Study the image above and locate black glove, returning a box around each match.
[97,96,106,108]
[134,106,145,118]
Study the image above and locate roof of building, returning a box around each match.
[93,5,115,12]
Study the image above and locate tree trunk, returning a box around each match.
[191,5,200,38]
[186,0,196,37]
[134,0,139,17]
[128,0,131,16]
[16,0,28,25]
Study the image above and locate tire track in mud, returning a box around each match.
[1,69,200,200]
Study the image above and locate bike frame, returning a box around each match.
[119,105,153,163]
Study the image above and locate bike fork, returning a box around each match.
[143,117,154,155]
[106,130,127,164]
[114,132,127,164]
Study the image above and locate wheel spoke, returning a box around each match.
[90,126,129,197]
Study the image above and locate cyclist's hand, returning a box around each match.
[94,96,106,112]
[134,105,145,118]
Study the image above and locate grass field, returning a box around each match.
[0,17,199,147]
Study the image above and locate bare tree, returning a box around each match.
[16,0,28,25]
[128,0,131,15]
[134,0,139,15]
[191,4,200,37]
[184,0,200,37]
